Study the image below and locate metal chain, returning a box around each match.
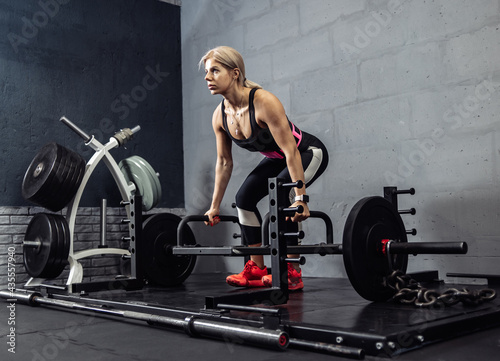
[384,270,497,308]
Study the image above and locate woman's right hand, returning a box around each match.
[204,208,220,226]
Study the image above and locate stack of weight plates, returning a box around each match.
[119,155,162,211]
[22,143,86,212]
[23,213,70,279]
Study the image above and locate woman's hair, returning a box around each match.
[199,46,262,89]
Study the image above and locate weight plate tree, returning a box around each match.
[119,156,161,211]
[23,213,70,279]
[22,142,86,212]
[343,196,409,302]
[142,213,197,286]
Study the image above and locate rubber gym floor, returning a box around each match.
[2,273,500,361]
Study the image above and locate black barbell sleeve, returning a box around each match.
[388,242,468,255]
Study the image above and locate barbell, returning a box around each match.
[140,190,468,302]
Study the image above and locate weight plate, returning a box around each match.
[22,143,86,212]
[50,147,86,211]
[47,214,70,279]
[142,213,196,286]
[22,143,59,200]
[130,156,162,207]
[119,156,160,211]
[44,214,62,279]
[342,196,408,302]
[35,146,72,212]
[23,213,59,278]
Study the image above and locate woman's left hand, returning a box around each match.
[287,201,310,222]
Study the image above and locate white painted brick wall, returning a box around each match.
[182,0,500,281]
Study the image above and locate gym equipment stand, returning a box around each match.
[25,117,145,294]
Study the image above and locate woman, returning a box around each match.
[200,46,328,291]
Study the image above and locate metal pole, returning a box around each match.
[1,290,288,351]
[99,199,107,248]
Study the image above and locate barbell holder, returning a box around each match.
[279,180,303,189]
[281,205,304,216]
[60,116,92,142]
[281,230,305,239]
[284,256,306,265]
[393,188,415,195]
[399,208,416,215]
[406,229,417,236]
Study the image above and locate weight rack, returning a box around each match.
[24,117,148,294]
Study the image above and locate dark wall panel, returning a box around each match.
[0,0,184,208]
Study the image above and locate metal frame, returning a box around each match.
[171,177,340,307]
[25,117,144,293]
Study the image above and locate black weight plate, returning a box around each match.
[41,147,86,212]
[35,146,71,212]
[22,143,60,200]
[142,213,197,286]
[23,213,59,278]
[42,214,62,279]
[22,143,86,212]
[54,215,70,278]
[46,214,69,279]
[342,196,408,302]
[52,149,86,210]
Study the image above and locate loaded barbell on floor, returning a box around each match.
[142,184,470,303]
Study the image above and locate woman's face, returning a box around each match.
[204,58,235,95]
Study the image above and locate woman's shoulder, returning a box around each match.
[252,88,284,115]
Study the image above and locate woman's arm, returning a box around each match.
[254,90,310,222]
[205,105,233,225]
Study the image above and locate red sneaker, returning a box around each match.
[226,260,268,287]
[262,263,304,291]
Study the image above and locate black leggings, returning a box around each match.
[235,141,329,246]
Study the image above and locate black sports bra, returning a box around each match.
[221,88,303,159]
